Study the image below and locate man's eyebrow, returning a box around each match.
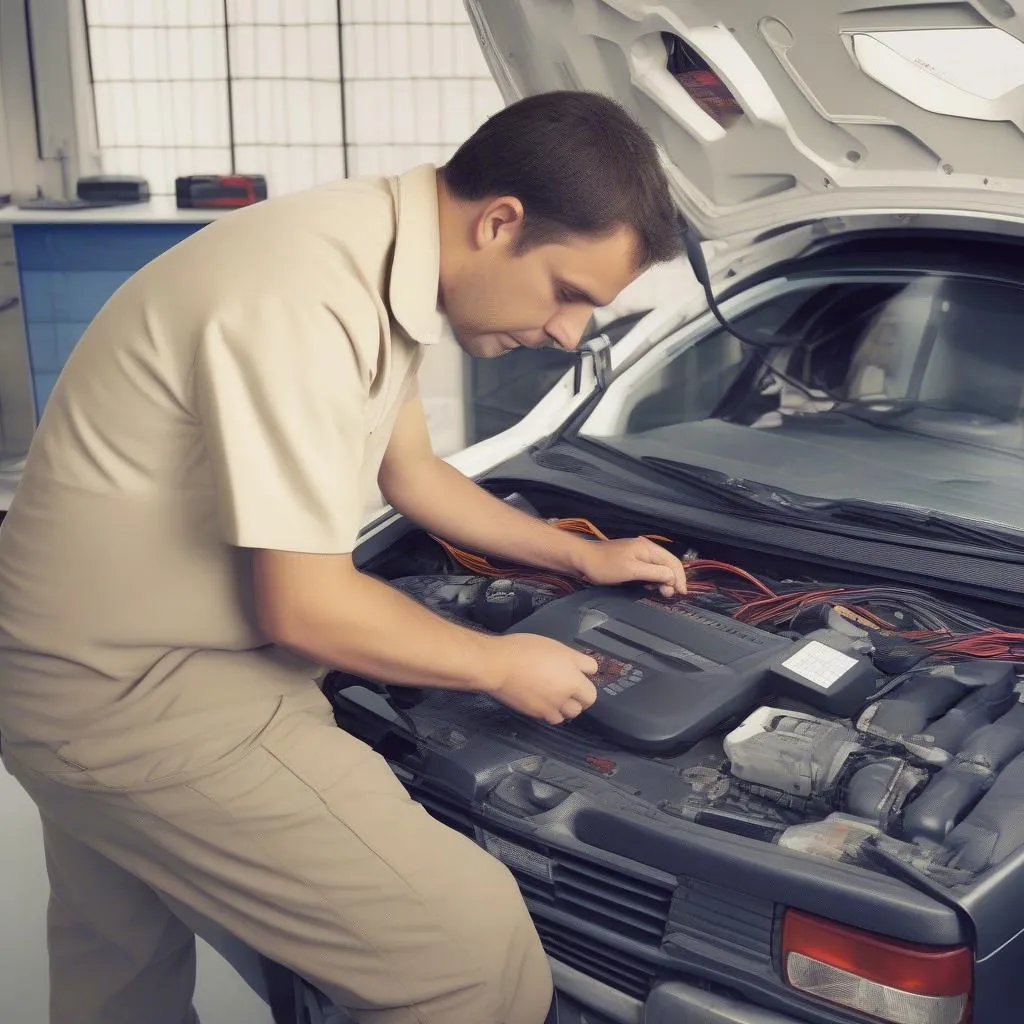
[559,281,604,307]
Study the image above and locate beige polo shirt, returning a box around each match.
[0,165,443,761]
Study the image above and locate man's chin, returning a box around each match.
[454,332,518,359]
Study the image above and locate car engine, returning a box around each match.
[327,496,1024,898]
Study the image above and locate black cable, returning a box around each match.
[681,223,827,402]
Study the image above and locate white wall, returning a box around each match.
[0,0,49,200]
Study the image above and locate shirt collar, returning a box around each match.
[388,164,444,347]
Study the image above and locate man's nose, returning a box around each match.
[545,307,594,352]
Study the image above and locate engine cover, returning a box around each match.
[505,588,795,753]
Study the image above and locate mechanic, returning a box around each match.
[0,91,686,1024]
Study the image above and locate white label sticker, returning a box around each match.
[781,641,858,689]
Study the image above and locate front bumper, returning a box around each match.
[552,959,799,1024]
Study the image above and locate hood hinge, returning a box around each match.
[574,333,613,394]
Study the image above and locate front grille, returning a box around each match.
[533,919,658,1000]
[407,780,674,942]
[668,879,775,961]
[542,850,673,945]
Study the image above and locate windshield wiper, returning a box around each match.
[642,456,1024,554]
[641,458,813,518]
[807,498,1024,554]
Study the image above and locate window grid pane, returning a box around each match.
[85,0,232,195]
[341,3,501,178]
[225,0,345,197]
[83,0,502,195]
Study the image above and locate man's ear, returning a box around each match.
[473,195,525,251]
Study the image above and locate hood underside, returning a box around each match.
[465,0,1024,241]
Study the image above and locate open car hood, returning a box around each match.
[465,0,1024,241]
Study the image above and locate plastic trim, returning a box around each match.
[549,958,643,1024]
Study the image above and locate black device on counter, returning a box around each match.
[77,175,150,204]
[175,174,268,209]
[18,174,150,211]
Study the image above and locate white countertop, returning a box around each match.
[0,196,229,225]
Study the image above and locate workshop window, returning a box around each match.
[83,0,503,196]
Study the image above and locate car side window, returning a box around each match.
[619,293,812,434]
[624,329,745,433]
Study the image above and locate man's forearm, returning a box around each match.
[380,455,590,575]
[263,558,501,692]
[253,547,601,723]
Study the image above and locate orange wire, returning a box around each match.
[430,520,1024,659]
[431,517,675,591]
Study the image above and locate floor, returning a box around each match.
[0,761,275,1024]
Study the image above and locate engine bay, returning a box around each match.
[329,494,1024,895]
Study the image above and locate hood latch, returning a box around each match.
[573,333,613,394]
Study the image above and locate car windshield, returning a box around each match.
[578,272,1024,537]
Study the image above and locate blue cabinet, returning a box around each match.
[13,222,207,416]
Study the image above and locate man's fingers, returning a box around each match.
[641,541,688,594]
[554,685,597,727]
[576,652,599,675]
[561,698,585,719]
[629,560,673,586]
[669,556,688,594]
[635,560,685,594]
[575,678,598,709]
[668,563,688,594]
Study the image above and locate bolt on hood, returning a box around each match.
[464,0,1024,241]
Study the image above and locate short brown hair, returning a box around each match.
[441,91,682,270]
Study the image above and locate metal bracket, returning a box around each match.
[573,333,613,394]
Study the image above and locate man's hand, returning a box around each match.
[572,537,688,598]
[378,393,687,598]
[486,634,599,726]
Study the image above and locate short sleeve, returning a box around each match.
[192,295,373,554]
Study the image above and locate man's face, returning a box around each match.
[440,204,643,359]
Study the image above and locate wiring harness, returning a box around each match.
[432,517,1024,662]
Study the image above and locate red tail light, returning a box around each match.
[781,909,972,1024]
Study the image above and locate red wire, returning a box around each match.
[686,560,778,598]
[430,519,1024,661]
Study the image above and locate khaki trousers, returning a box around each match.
[3,689,552,1024]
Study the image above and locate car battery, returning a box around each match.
[175,174,268,209]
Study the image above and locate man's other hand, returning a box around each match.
[573,537,687,599]
[486,635,599,726]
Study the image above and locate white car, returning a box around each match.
[200,3,1024,1023]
